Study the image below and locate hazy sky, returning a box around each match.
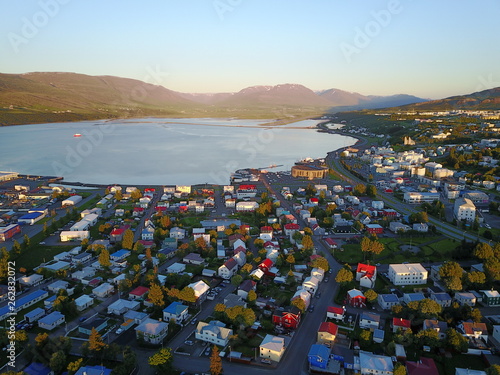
[1,0,499,99]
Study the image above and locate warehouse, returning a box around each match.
[18,212,45,225]
[0,224,21,242]
[60,230,89,242]
[62,195,82,206]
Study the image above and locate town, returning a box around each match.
[0,117,500,375]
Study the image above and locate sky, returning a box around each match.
[1,0,500,99]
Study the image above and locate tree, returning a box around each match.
[335,267,353,285]
[98,248,111,268]
[23,234,31,249]
[360,237,384,259]
[179,286,196,303]
[291,298,306,312]
[0,247,9,282]
[364,289,378,303]
[470,308,482,323]
[247,290,257,302]
[354,184,366,196]
[446,328,468,352]
[148,347,173,373]
[114,190,123,201]
[88,327,106,352]
[49,350,67,374]
[286,254,295,266]
[122,229,134,250]
[67,358,83,375]
[310,256,329,271]
[231,275,243,287]
[394,362,407,375]
[12,240,21,256]
[366,184,377,198]
[148,283,165,308]
[466,271,486,287]
[487,365,500,375]
[214,303,226,313]
[301,235,314,251]
[439,261,464,291]
[484,258,500,281]
[473,242,494,260]
[359,329,372,345]
[416,328,440,348]
[210,346,223,375]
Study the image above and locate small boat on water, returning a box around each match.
[73,133,82,137]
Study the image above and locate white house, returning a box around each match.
[454,197,476,222]
[107,299,140,315]
[301,276,320,295]
[218,258,239,280]
[163,302,188,324]
[135,318,168,344]
[236,201,259,212]
[188,280,210,304]
[292,289,312,309]
[359,351,393,375]
[359,312,381,330]
[260,334,286,363]
[195,321,233,346]
[378,294,400,310]
[38,311,65,331]
[170,227,186,239]
[93,283,114,298]
[388,263,428,285]
[454,292,476,306]
[74,295,94,311]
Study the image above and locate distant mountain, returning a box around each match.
[395,87,500,111]
[317,88,427,110]
[176,92,234,104]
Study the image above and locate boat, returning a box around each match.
[73,133,82,137]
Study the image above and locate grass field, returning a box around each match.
[15,245,74,271]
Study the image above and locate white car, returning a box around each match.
[116,328,123,334]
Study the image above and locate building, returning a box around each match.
[346,289,366,308]
[308,344,330,370]
[407,357,439,375]
[392,317,411,333]
[218,257,239,280]
[455,369,486,375]
[359,312,381,330]
[423,319,448,340]
[366,224,384,235]
[19,274,44,287]
[454,197,476,222]
[403,192,440,204]
[79,319,107,335]
[291,164,328,180]
[135,318,168,345]
[107,299,140,315]
[129,286,149,300]
[60,230,89,242]
[170,227,186,239]
[260,334,285,363]
[356,263,377,288]
[163,302,188,324]
[74,365,112,375]
[75,295,94,311]
[18,212,45,225]
[458,321,488,341]
[38,311,65,331]
[25,307,45,323]
[378,294,399,310]
[0,224,21,242]
[327,306,345,321]
[195,321,233,346]
[272,306,301,329]
[93,283,114,298]
[183,253,204,265]
[454,292,476,306]
[359,351,394,375]
[235,201,259,212]
[110,249,131,262]
[188,280,210,304]
[481,290,500,306]
[388,263,428,285]
[317,322,338,346]
[62,195,82,206]
[430,292,452,307]
[237,279,256,300]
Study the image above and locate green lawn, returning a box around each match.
[14,245,74,272]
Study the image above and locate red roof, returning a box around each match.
[393,317,411,329]
[260,226,273,233]
[284,223,300,230]
[318,321,338,336]
[310,197,319,203]
[239,225,250,233]
[110,228,125,236]
[234,245,246,254]
[327,306,345,315]
[238,184,256,190]
[406,358,439,375]
[357,263,376,278]
[130,286,149,297]
[155,206,167,211]
[324,238,338,246]
[259,258,274,269]
[223,257,238,270]
[133,207,144,212]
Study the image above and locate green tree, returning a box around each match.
[121,229,134,250]
[364,289,378,303]
[446,328,468,352]
[301,235,314,251]
[486,365,500,375]
[439,261,464,291]
[23,234,31,249]
[473,242,494,260]
[210,345,223,375]
[354,184,366,196]
[359,329,372,345]
[366,184,377,198]
[291,298,306,313]
[416,329,440,348]
[231,275,243,287]
[0,247,9,282]
[12,240,21,256]
[49,350,67,374]
[394,362,407,375]
[148,347,173,373]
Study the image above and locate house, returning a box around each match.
[327,306,345,321]
[308,344,330,370]
[346,289,366,308]
[392,317,411,333]
[390,221,411,233]
[129,286,149,300]
[423,319,448,340]
[74,365,112,375]
[388,263,428,285]
[331,345,356,369]
[458,321,488,341]
[493,325,500,343]
[455,292,477,306]
[284,223,300,236]
[324,237,338,249]
[93,283,114,298]
[74,295,94,311]
[413,223,429,233]
[107,299,140,315]
[430,292,452,307]
[218,257,239,280]
[188,280,210,304]
[163,302,188,324]
[195,320,233,346]
[237,279,256,300]
[403,293,425,304]
[258,258,276,276]
[366,224,384,235]
[378,294,399,310]
[110,249,131,262]
[25,307,45,323]
[481,290,500,306]
[311,268,325,282]
[250,268,264,280]
[47,280,69,294]
[170,227,186,239]
[19,274,44,287]
[79,319,107,335]
[301,276,320,295]
[373,329,385,344]
[359,351,394,375]
[292,289,312,309]
[135,318,168,345]
[260,334,285,363]
[236,201,259,212]
[317,321,338,346]
[141,226,155,241]
[224,294,246,308]
[181,253,203,266]
[359,312,381,330]
[124,310,148,325]
[455,369,486,375]
[22,362,54,375]
[356,263,377,288]
[272,306,301,329]
[38,311,65,331]
[233,251,246,267]
[406,357,439,375]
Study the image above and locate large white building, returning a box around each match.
[195,321,233,346]
[403,192,440,204]
[454,197,476,222]
[388,263,428,285]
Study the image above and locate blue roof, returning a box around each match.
[163,301,187,315]
[24,362,52,375]
[0,290,49,319]
[380,294,399,302]
[110,249,131,258]
[39,311,64,325]
[19,212,43,220]
[25,307,45,319]
[75,365,112,375]
[308,344,330,360]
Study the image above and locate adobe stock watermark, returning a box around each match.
[475,74,500,93]
[340,0,403,63]
[8,0,72,54]
[52,65,170,177]
[209,126,284,185]
[213,0,243,21]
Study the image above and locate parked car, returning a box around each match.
[116,328,123,334]
[205,347,211,356]
[184,340,194,346]
[191,319,197,325]
[261,359,272,364]
[308,304,315,313]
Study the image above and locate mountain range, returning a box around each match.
[0,71,498,126]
